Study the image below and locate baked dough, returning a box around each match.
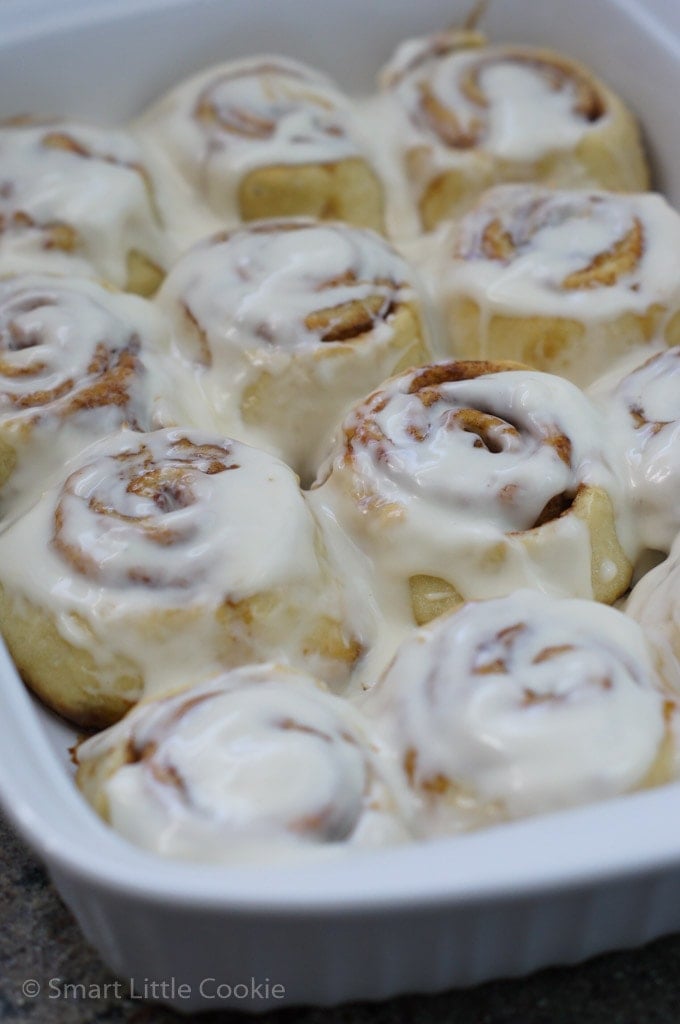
[0,428,364,727]
[381,29,649,227]
[156,218,431,481]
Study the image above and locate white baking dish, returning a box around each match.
[2,0,680,1012]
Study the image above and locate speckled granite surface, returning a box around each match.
[2,813,680,1024]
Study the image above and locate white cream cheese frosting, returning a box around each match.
[439,186,680,320]
[417,186,680,386]
[593,347,680,553]
[382,37,607,164]
[136,56,377,223]
[0,273,174,514]
[155,218,431,481]
[626,535,680,695]
[376,28,647,229]
[311,362,637,631]
[0,33,675,863]
[365,590,671,829]
[0,427,364,692]
[0,121,166,288]
[76,664,411,863]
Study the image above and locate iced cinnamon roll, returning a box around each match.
[0,120,165,294]
[433,186,680,387]
[312,361,634,629]
[75,664,409,862]
[627,534,680,691]
[366,590,674,833]
[0,428,363,728]
[595,347,680,552]
[0,273,170,513]
[139,57,384,231]
[380,29,649,228]
[157,219,431,481]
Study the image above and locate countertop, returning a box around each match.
[2,815,680,1024]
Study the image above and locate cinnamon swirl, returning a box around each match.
[433,186,680,387]
[0,428,363,727]
[157,219,431,481]
[365,590,674,833]
[0,120,165,295]
[0,273,169,513]
[75,664,409,862]
[139,57,385,231]
[311,361,635,629]
[380,29,649,228]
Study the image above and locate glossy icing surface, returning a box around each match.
[0,121,165,286]
[0,428,363,692]
[382,36,608,163]
[137,56,371,222]
[156,219,428,477]
[311,362,636,624]
[440,186,680,320]
[1,30,679,865]
[77,665,410,863]
[366,591,671,829]
[594,347,680,552]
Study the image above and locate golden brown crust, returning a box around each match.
[125,249,164,297]
[443,296,665,388]
[0,584,142,729]
[409,573,464,626]
[237,157,385,233]
[516,484,632,604]
[406,359,529,393]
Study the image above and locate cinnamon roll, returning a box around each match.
[433,186,680,387]
[595,347,680,552]
[0,273,169,512]
[75,664,409,862]
[139,57,385,231]
[365,590,674,833]
[380,29,649,228]
[157,219,431,481]
[0,120,165,295]
[311,361,635,629]
[627,534,680,692]
[0,429,363,728]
